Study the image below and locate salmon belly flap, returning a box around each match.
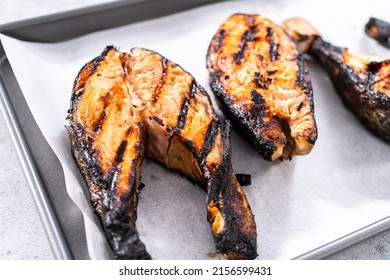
[207,14,318,161]
[67,46,257,259]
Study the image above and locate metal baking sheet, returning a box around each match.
[0,40,89,259]
[1,0,389,260]
[0,0,223,260]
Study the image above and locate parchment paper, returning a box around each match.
[1,0,390,259]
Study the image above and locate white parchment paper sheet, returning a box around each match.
[2,0,390,259]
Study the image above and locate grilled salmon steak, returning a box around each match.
[207,14,318,161]
[282,17,390,142]
[67,46,257,260]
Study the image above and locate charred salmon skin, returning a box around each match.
[282,17,390,142]
[207,14,318,161]
[365,17,390,49]
[67,46,257,260]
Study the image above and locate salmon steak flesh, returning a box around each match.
[207,14,318,161]
[67,46,257,260]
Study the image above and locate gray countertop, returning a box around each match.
[0,0,389,260]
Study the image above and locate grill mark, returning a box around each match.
[106,126,137,206]
[115,140,128,164]
[189,80,197,98]
[71,47,116,112]
[93,111,107,133]
[104,160,137,221]
[249,89,266,127]
[233,24,259,65]
[269,41,279,61]
[151,116,164,126]
[91,85,118,133]
[121,59,128,79]
[74,46,114,92]
[152,57,168,104]
[104,169,119,208]
[176,97,190,129]
[266,27,274,38]
[266,27,279,61]
[297,102,304,111]
[201,120,219,153]
[296,52,308,89]
[126,126,134,135]
[114,127,134,166]
[364,70,376,92]
[198,120,219,169]
[213,29,226,52]
[124,152,141,223]
[176,81,197,131]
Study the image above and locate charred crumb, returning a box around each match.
[207,252,218,258]
[235,174,252,186]
[139,182,145,191]
[365,17,390,48]
[254,72,272,90]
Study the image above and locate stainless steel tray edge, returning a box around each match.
[0,52,72,260]
[0,0,223,43]
[293,216,390,259]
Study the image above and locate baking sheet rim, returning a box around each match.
[0,55,72,260]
